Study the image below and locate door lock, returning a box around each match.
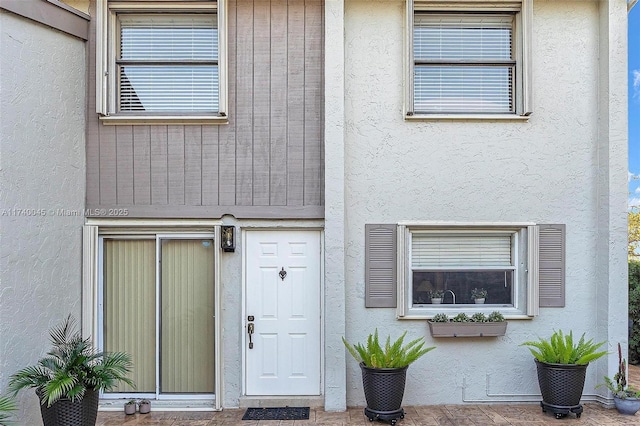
[247,322,254,349]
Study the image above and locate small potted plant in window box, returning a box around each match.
[471,288,487,304]
[342,329,435,425]
[598,342,640,415]
[124,399,137,415]
[428,311,507,337]
[430,289,444,304]
[138,399,151,414]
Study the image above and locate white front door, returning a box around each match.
[245,230,321,396]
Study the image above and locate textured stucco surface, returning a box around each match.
[0,11,86,425]
[339,0,628,406]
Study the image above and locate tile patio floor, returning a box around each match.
[96,365,640,426]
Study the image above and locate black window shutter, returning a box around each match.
[365,224,397,308]
[538,224,566,307]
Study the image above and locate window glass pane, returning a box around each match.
[120,15,217,61]
[120,65,218,111]
[414,65,513,113]
[412,233,513,267]
[414,15,513,61]
[117,14,218,112]
[413,13,514,114]
[412,270,513,305]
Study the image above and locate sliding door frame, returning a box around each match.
[95,227,221,409]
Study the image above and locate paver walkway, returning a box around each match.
[96,403,640,425]
[96,364,640,425]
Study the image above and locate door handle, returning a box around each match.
[247,322,254,349]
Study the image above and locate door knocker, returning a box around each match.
[279,267,287,281]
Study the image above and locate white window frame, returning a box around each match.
[404,0,532,121]
[396,222,538,319]
[96,0,228,125]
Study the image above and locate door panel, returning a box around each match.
[103,239,156,393]
[246,230,321,396]
[161,239,215,393]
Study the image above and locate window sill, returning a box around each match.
[398,310,532,321]
[99,115,228,126]
[405,113,531,122]
[428,321,507,338]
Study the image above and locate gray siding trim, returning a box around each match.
[84,205,324,219]
[365,224,398,308]
[0,0,89,40]
[538,224,566,308]
[86,0,325,219]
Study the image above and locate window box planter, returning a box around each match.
[428,321,507,338]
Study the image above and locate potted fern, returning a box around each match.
[8,315,134,426]
[342,330,434,425]
[521,330,606,419]
[598,342,640,415]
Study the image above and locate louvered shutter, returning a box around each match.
[365,224,397,308]
[538,224,565,307]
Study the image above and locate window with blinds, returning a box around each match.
[410,231,516,306]
[413,13,515,114]
[117,14,218,112]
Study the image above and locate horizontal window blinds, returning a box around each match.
[414,15,512,61]
[118,14,218,112]
[414,14,514,113]
[120,15,218,61]
[411,234,512,268]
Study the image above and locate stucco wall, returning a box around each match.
[0,10,86,424]
[340,0,627,405]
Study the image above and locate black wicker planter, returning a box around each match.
[360,362,407,425]
[534,360,587,419]
[37,389,99,426]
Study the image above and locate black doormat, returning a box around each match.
[242,406,310,420]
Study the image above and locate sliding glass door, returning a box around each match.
[101,235,215,397]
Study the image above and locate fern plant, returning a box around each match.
[520,330,607,365]
[8,315,134,407]
[342,329,435,368]
[0,395,17,426]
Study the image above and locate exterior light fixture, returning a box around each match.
[221,225,235,252]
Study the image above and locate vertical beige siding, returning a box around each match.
[160,240,215,393]
[86,0,324,219]
[103,239,156,393]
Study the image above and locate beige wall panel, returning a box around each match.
[133,126,152,205]
[269,0,288,206]
[286,2,306,206]
[116,126,134,204]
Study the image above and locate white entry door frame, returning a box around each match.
[243,229,323,396]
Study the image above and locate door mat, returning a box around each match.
[242,407,310,420]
